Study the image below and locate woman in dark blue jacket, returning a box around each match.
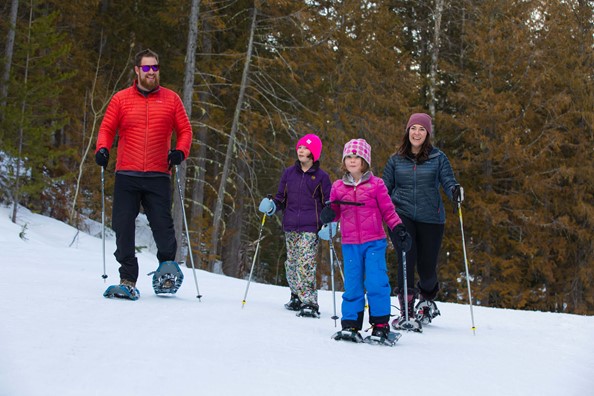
[382,113,463,331]
[258,134,332,318]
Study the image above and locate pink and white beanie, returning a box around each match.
[342,138,371,166]
[296,134,323,162]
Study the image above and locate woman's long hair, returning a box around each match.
[396,128,433,163]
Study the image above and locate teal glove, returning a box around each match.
[258,197,276,216]
[318,222,338,241]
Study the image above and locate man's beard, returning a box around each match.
[139,74,159,90]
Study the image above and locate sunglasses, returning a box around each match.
[138,65,160,72]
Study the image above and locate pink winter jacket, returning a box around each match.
[329,172,402,245]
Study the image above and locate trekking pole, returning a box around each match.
[175,165,202,300]
[241,211,267,308]
[327,223,339,327]
[457,188,476,335]
[101,167,108,282]
[331,247,345,284]
[402,250,410,325]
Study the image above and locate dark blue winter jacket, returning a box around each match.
[382,148,458,224]
[273,161,332,233]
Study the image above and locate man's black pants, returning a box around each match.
[112,173,176,282]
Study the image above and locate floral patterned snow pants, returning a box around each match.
[285,231,319,307]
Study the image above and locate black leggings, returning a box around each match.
[112,173,176,281]
[390,215,444,295]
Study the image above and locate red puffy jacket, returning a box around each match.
[96,82,192,173]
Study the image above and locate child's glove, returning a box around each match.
[258,197,276,216]
[390,223,412,252]
[318,222,338,241]
[320,206,336,224]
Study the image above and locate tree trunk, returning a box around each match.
[174,0,201,265]
[208,3,258,272]
[222,158,246,278]
[428,0,444,123]
[190,16,212,270]
[1,0,18,112]
[11,1,33,224]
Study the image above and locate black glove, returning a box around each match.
[168,149,185,166]
[390,223,412,252]
[95,148,109,168]
[320,206,336,224]
[452,184,463,203]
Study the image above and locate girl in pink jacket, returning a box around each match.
[321,139,411,345]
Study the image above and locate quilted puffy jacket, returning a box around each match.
[95,82,192,173]
[329,172,402,245]
[382,148,458,224]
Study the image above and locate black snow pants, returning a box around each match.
[112,173,176,282]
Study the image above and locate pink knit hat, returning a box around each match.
[342,138,371,166]
[406,113,433,135]
[296,134,322,162]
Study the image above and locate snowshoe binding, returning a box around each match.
[297,304,320,318]
[284,293,302,311]
[147,261,184,295]
[332,328,364,343]
[416,299,441,325]
[103,280,140,301]
[364,323,401,347]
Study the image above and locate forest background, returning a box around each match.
[1,0,592,314]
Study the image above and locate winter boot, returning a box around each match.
[415,283,441,325]
[332,327,364,343]
[284,293,302,311]
[392,289,422,332]
[365,323,401,346]
[297,303,320,318]
[121,279,136,288]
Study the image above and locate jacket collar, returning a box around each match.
[342,170,373,186]
[294,160,320,174]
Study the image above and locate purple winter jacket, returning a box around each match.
[273,161,332,233]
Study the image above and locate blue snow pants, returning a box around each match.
[340,239,392,329]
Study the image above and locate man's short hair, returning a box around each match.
[134,49,159,66]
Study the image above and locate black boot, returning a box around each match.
[284,293,302,311]
[415,283,441,324]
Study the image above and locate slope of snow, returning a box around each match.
[0,205,592,396]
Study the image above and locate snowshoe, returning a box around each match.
[147,261,184,295]
[416,299,441,325]
[284,293,302,311]
[364,324,401,347]
[392,315,423,333]
[297,304,320,318]
[103,283,140,301]
[332,328,364,343]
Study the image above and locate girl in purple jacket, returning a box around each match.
[320,139,412,344]
[259,134,332,318]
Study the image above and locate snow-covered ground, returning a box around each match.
[0,204,592,396]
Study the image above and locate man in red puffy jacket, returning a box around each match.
[95,49,192,293]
